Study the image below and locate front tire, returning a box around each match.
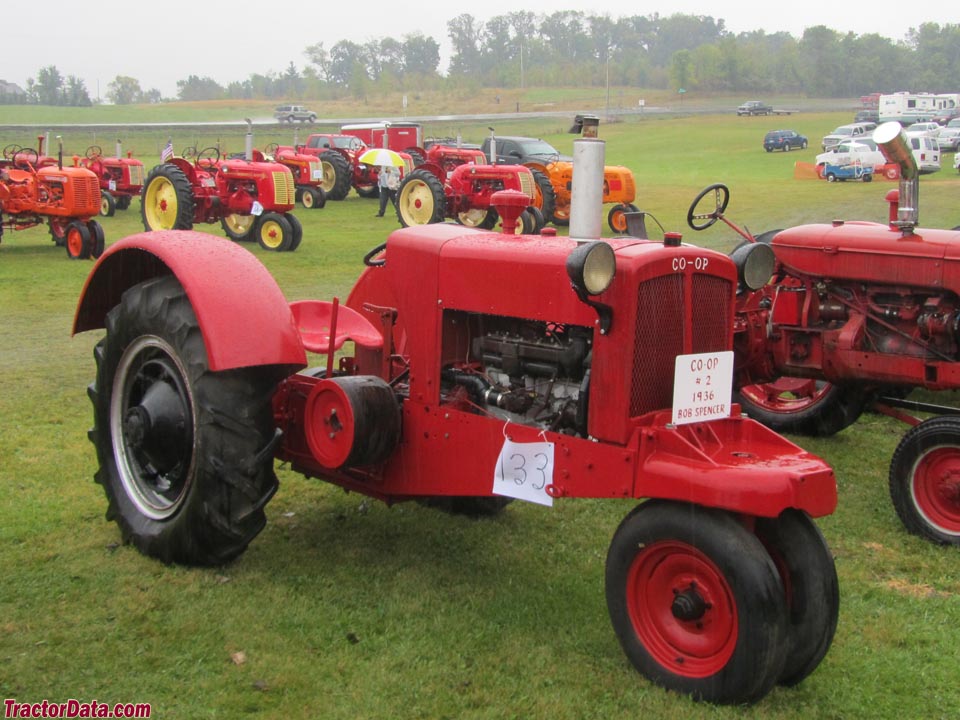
[256,212,293,252]
[606,501,788,704]
[299,186,324,209]
[889,416,960,544]
[88,275,279,565]
[608,202,640,234]
[100,191,117,217]
[65,221,91,260]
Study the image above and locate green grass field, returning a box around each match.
[2,106,959,719]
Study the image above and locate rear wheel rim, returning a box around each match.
[910,445,960,535]
[111,335,195,520]
[458,208,488,227]
[224,214,255,237]
[144,176,178,229]
[626,540,737,678]
[739,378,832,415]
[399,179,436,224]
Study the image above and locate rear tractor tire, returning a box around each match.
[396,169,446,227]
[319,151,352,201]
[88,274,280,565]
[141,163,195,231]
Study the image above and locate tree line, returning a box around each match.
[15,13,960,105]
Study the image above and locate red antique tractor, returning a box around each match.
[73,139,839,704]
[0,139,105,259]
[262,143,326,210]
[79,142,145,217]
[140,145,302,252]
[679,121,960,545]
[396,144,543,233]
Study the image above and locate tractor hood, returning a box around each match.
[773,222,960,294]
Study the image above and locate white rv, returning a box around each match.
[878,92,960,125]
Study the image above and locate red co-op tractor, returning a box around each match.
[79,142,145,217]
[396,145,544,233]
[678,121,960,545]
[140,145,303,252]
[0,139,105,259]
[73,140,840,705]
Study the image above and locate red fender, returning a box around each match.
[73,230,307,373]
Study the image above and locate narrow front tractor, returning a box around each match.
[0,140,105,259]
[79,143,145,217]
[140,146,302,252]
[74,138,840,704]
[682,122,960,545]
[396,145,543,233]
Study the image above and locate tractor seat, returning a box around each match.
[290,300,384,353]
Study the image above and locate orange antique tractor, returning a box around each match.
[140,142,302,252]
[262,143,326,210]
[73,138,839,704]
[0,139,104,259]
[79,142,145,217]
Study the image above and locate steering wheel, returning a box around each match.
[15,148,39,167]
[363,242,387,267]
[349,137,365,151]
[264,142,279,156]
[687,183,730,231]
[85,145,103,159]
[195,146,221,168]
[181,146,196,160]
[2,143,22,160]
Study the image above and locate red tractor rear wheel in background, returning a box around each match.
[735,379,870,436]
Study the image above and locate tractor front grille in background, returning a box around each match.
[74,176,100,211]
[630,273,732,417]
[517,171,535,199]
[272,171,296,206]
[128,164,144,186]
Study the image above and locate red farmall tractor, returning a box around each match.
[140,145,302,252]
[396,144,543,233]
[73,139,840,704]
[79,142,145,217]
[0,139,105,259]
[683,122,960,545]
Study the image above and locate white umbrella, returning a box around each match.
[358,148,405,167]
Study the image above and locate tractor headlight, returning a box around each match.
[567,241,616,296]
[730,241,776,291]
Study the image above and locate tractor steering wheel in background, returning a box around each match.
[195,146,221,168]
[85,145,103,159]
[181,146,197,160]
[687,183,731,231]
[264,142,280,156]
[15,148,39,167]
[3,143,23,160]
[363,242,387,267]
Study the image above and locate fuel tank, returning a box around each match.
[772,221,960,294]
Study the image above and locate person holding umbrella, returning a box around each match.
[376,164,400,217]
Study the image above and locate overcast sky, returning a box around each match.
[2,0,942,100]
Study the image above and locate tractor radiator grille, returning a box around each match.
[128,164,144,186]
[517,171,535,199]
[272,171,296,206]
[74,176,100,211]
[630,273,732,417]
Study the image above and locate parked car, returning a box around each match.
[948,118,960,129]
[274,105,317,123]
[821,122,877,151]
[936,127,960,152]
[854,109,879,124]
[822,162,873,182]
[905,132,941,174]
[907,122,940,138]
[933,107,960,125]
[763,130,808,152]
[737,100,773,116]
[815,139,886,170]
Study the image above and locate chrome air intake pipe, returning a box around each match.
[874,122,919,232]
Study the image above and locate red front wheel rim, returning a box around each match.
[739,378,831,414]
[626,541,737,678]
[911,446,960,535]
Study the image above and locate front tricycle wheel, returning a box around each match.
[605,500,788,704]
[88,275,280,565]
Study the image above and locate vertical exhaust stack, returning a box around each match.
[569,138,605,241]
[244,118,254,161]
[874,122,919,233]
[116,139,122,159]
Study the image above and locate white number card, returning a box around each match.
[492,438,555,507]
[672,350,733,425]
